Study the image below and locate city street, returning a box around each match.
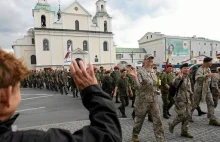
[18,88,220,142]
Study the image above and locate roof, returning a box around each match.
[34,3,52,12]
[116,48,146,53]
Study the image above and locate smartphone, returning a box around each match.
[75,58,82,67]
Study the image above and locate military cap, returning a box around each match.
[127,64,132,67]
[153,66,157,69]
[114,66,119,70]
[144,54,154,60]
[167,64,173,68]
[121,68,127,73]
[191,65,199,71]
[203,57,213,63]
[180,63,189,69]
[105,70,111,74]
[100,66,104,69]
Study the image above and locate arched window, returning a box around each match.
[32,38,35,44]
[67,40,73,51]
[104,21,107,32]
[75,20,79,30]
[43,39,49,51]
[103,41,108,51]
[41,15,46,27]
[31,55,36,64]
[101,5,104,11]
[83,41,88,51]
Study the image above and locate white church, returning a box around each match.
[13,0,115,70]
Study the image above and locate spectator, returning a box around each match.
[0,49,122,142]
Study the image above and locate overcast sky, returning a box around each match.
[1,0,220,50]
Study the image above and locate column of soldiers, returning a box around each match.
[21,69,79,98]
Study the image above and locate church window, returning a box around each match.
[101,5,104,11]
[31,55,36,64]
[104,21,108,32]
[32,38,35,44]
[67,40,73,51]
[83,41,88,51]
[75,20,79,30]
[103,41,108,51]
[41,15,46,27]
[151,35,153,38]
[43,39,49,51]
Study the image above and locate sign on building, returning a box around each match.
[166,39,189,56]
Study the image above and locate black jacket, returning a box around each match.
[0,85,122,142]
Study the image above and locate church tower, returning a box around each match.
[93,0,112,32]
[33,0,54,28]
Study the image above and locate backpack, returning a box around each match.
[169,79,184,97]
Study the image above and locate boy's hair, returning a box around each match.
[0,49,30,88]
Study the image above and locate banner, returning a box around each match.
[166,39,189,56]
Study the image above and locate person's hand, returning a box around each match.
[130,91,133,97]
[69,60,97,90]
[113,92,117,97]
[165,84,170,89]
[129,68,138,78]
[207,73,215,77]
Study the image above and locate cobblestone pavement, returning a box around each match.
[22,115,220,142]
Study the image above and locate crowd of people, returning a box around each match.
[1,47,220,142]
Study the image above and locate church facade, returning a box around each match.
[13,0,115,70]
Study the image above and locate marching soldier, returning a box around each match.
[130,54,165,142]
[127,65,137,108]
[191,57,220,126]
[111,66,121,103]
[211,67,220,108]
[113,69,133,118]
[169,63,194,138]
[94,67,101,87]
[161,65,175,119]
[102,70,114,98]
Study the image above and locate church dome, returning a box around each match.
[34,3,51,12]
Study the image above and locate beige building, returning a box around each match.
[12,0,115,70]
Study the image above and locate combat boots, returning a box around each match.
[132,134,139,142]
[181,131,193,138]
[197,107,206,116]
[168,122,174,133]
[163,106,169,119]
[209,119,220,126]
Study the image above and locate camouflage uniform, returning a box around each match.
[67,71,78,98]
[211,73,220,108]
[44,70,50,90]
[111,70,121,103]
[127,73,138,107]
[133,67,165,142]
[192,67,216,121]
[102,75,114,98]
[161,72,175,117]
[115,76,131,116]
[169,75,193,136]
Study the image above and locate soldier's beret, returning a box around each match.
[180,63,189,69]
[121,68,127,73]
[191,65,198,71]
[203,57,212,63]
[127,64,132,67]
[114,66,119,70]
[167,65,173,68]
[100,66,104,69]
[153,66,157,69]
[105,70,111,74]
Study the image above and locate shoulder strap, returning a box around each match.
[175,79,184,96]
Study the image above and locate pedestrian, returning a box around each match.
[130,54,165,142]
[161,65,175,119]
[102,70,114,98]
[111,66,121,103]
[113,69,133,118]
[168,63,194,138]
[191,57,220,126]
[0,49,122,142]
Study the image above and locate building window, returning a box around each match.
[199,51,201,56]
[147,36,148,39]
[103,41,108,51]
[154,51,156,57]
[101,5,104,11]
[31,55,36,64]
[75,20,79,30]
[139,54,141,58]
[204,43,206,45]
[151,35,153,38]
[116,54,123,59]
[41,15,46,27]
[43,39,49,51]
[32,38,35,44]
[210,51,212,57]
[83,41,88,51]
[67,40,73,51]
[204,51,206,54]
[104,21,108,32]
